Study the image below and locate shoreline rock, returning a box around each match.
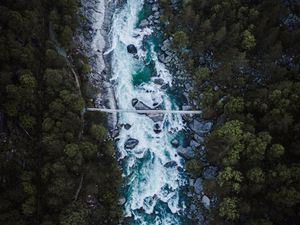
[124,138,139,150]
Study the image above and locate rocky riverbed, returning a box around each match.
[78,0,217,224]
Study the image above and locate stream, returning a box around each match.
[107,0,187,224]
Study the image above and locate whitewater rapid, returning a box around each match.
[108,1,187,224]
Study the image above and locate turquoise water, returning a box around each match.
[132,64,152,86]
[109,1,187,224]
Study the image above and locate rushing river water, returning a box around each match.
[108,1,187,224]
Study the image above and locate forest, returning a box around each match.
[0,0,121,225]
[160,0,300,225]
[1,0,300,225]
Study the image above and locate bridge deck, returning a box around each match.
[86,108,202,114]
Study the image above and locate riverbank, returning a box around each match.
[78,0,120,133]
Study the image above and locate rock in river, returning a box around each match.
[139,19,149,28]
[133,100,151,111]
[164,161,177,168]
[127,44,137,54]
[132,98,138,106]
[124,138,139,150]
[171,139,179,148]
[124,124,131,130]
[178,146,195,160]
[153,78,165,85]
[148,113,164,122]
[153,123,162,134]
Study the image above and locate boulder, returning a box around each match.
[124,138,139,150]
[202,195,210,208]
[164,161,177,168]
[111,128,120,139]
[132,98,138,106]
[127,44,137,54]
[152,4,159,12]
[190,139,201,149]
[189,178,195,186]
[202,166,218,180]
[148,113,164,122]
[124,124,131,130]
[187,191,193,198]
[153,78,165,85]
[194,178,203,194]
[134,101,151,111]
[160,84,169,90]
[140,19,149,28]
[171,139,179,148]
[194,134,204,143]
[153,123,161,134]
[132,99,151,110]
[189,119,213,135]
[178,146,195,159]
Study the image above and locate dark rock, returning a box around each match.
[189,119,213,135]
[171,139,179,148]
[124,138,139,150]
[111,128,120,139]
[124,124,131,130]
[153,78,165,85]
[127,44,137,54]
[154,123,161,134]
[178,147,195,160]
[202,166,218,180]
[134,101,151,110]
[177,167,184,172]
[282,13,300,30]
[194,178,203,194]
[164,161,177,168]
[132,98,138,106]
[190,139,201,149]
[148,113,164,122]
[160,84,169,90]
[194,134,204,143]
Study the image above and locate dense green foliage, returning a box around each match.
[0,0,121,224]
[160,0,300,224]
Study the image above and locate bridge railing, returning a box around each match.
[86,108,202,114]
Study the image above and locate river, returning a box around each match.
[107,0,187,224]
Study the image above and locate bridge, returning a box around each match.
[86,108,202,114]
